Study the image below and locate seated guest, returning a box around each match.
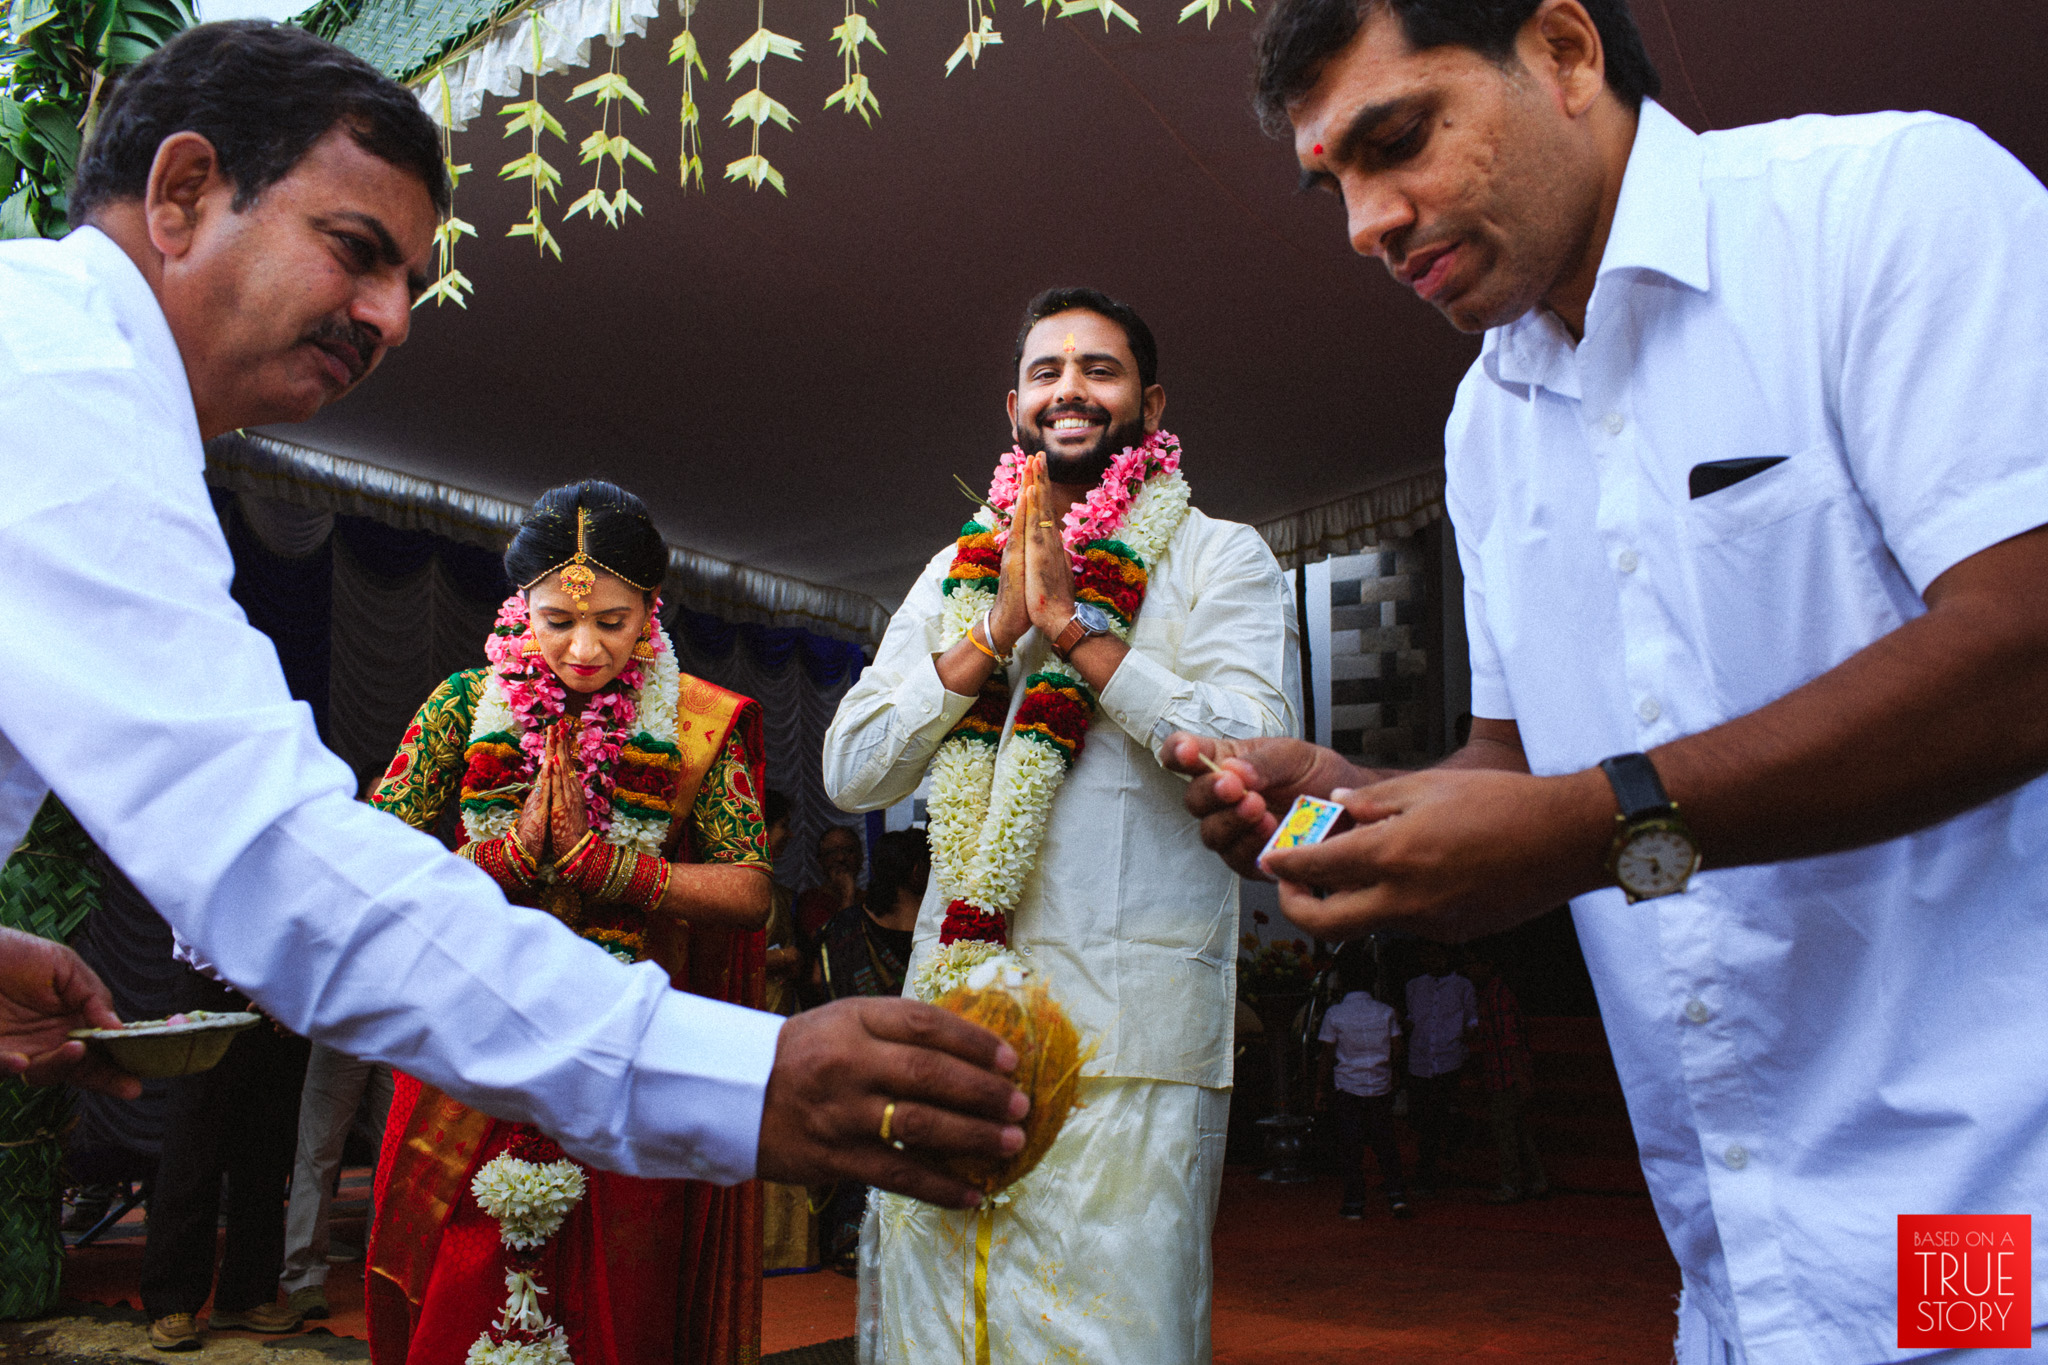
[816,828,923,1004]
[758,789,816,1270]
[761,791,801,1017]
[1316,945,1409,1221]
[363,481,773,1365]
[795,824,864,950]
[813,828,926,1269]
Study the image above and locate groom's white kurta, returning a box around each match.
[824,505,1297,1362]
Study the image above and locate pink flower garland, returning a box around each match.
[986,430,1183,560]
[484,593,666,835]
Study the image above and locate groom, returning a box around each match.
[824,287,1297,1360]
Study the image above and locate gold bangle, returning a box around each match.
[557,829,597,874]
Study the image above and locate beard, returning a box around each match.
[1016,405,1150,487]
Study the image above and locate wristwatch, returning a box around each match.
[1598,753,1701,904]
[1050,601,1113,659]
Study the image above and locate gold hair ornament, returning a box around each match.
[519,507,660,597]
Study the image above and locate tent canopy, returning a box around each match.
[279,0,2048,620]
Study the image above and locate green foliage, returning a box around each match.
[0,796,103,1321]
[0,0,194,238]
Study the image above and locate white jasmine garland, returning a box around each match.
[467,1150,588,1362]
[471,1152,587,1249]
[918,458,1191,1000]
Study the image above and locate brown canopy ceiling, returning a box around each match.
[278,0,2048,609]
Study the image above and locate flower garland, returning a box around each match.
[460,595,683,859]
[916,431,1191,1001]
[465,1126,587,1365]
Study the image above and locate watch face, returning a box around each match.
[1615,828,1697,899]
[1073,601,1112,633]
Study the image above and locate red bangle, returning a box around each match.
[462,834,539,892]
[620,852,672,913]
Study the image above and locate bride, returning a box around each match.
[363,480,772,1365]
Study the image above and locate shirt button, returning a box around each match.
[1637,697,1661,723]
[1723,1145,1749,1171]
[1602,412,1626,436]
[1617,549,1640,574]
[1684,999,1711,1024]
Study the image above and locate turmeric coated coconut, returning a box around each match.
[931,970,1084,1197]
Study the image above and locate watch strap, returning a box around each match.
[1050,615,1089,659]
[1599,753,1673,823]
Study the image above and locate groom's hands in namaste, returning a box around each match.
[757,996,1030,1209]
[1018,454,1076,639]
[983,462,1034,658]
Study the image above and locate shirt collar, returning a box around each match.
[1482,99,1709,395]
[65,225,199,444]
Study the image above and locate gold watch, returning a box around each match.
[1598,753,1700,903]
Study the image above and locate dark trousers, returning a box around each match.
[1330,1090,1404,1204]
[1406,1067,1463,1186]
[139,971,310,1319]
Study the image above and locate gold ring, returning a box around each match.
[879,1100,899,1147]
[1039,520,1056,529]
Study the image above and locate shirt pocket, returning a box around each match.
[1678,443,1909,718]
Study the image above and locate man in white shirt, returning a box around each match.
[1401,941,1474,1193]
[1,21,1027,1212]
[1315,946,1408,1219]
[1173,1,2048,1360]
[824,288,1297,1361]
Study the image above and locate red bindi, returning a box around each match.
[1313,143,1324,155]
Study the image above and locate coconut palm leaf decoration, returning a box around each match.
[0,0,195,238]
[0,796,105,1320]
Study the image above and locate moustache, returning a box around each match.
[1036,403,1112,428]
[302,317,378,384]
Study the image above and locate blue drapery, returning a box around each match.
[665,605,868,691]
[215,489,333,738]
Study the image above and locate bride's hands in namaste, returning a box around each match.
[545,718,589,855]
[513,737,555,861]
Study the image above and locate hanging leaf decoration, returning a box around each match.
[1056,0,1140,31]
[721,0,800,194]
[668,0,708,189]
[567,12,655,230]
[498,16,566,258]
[824,1,881,124]
[945,0,1002,77]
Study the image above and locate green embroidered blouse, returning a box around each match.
[371,668,768,869]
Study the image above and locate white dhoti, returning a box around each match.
[859,1077,1228,1365]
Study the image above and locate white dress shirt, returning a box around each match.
[1402,972,1475,1079]
[0,227,782,1181]
[824,507,1297,1088]
[1318,991,1399,1098]
[1447,101,2048,1362]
